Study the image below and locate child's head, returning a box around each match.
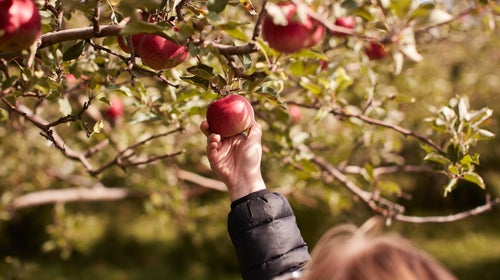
[302,217,456,280]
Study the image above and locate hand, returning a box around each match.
[200,120,266,201]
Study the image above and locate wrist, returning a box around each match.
[227,176,266,202]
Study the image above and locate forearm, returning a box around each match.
[228,190,311,280]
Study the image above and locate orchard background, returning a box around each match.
[1,0,500,279]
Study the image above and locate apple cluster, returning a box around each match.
[261,1,386,60]
[0,0,41,53]
[118,33,189,71]
[262,2,324,53]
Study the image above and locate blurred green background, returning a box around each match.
[2,2,500,280]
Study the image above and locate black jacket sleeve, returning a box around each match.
[227,189,311,280]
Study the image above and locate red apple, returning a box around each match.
[138,34,188,70]
[105,97,124,120]
[206,94,254,138]
[365,42,387,60]
[332,16,355,37]
[262,2,324,53]
[117,34,145,56]
[0,0,41,53]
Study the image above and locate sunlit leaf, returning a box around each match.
[424,152,451,166]
[443,177,458,196]
[463,171,486,189]
[398,27,423,62]
[93,120,104,134]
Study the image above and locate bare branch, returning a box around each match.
[9,187,147,211]
[175,0,189,21]
[177,169,227,192]
[252,0,267,40]
[39,24,126,49]
[290,101,445,154]
[335,109,445,154]
[46,95,94,128]
[394,198,500,223]
[342,164,434,177]
[87,40,178,88]
[89,128,185,176]
[1,98,94,170]
[310,149,499,223]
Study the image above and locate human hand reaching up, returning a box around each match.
[200,120,266,202]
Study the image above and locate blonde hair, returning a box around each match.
[301,217,457,280]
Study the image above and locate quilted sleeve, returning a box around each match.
[227,189,311,280]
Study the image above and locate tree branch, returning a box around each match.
[2,97,95,170]
[9,187,147,211]
[39,24,125,49]
[176,169,227,192]
[290,101,445,154]
[309,149,499,223]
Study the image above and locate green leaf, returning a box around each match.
[92,120,104,135]
[180,76,210,90]
[187,64,214,81]
[208,0,228,13]
[0,108,8,123]
[112,85,133,97]
[299,77,323,95]
[210,75,227,91]
[476,129,495,140]
[398,27,422,62]
[218,23,250,42]
[63,41,85,61]
[120,20,163,37]
[443,177,458,196]
[390,0,412,18]
[255,86,287,110]
[334,68,353,92]
[407,1,435,21]
[424,152,451,166]
[425,9,453,26]
[463,171,486,189]
[459,154,479,167]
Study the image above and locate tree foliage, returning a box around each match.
[1,0,500,270]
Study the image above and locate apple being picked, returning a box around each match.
[138,34,188,70]
[206,94,254,138]
[0,0,41,53]
[262,1,324,53]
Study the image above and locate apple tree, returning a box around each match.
[1,0,499,269]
